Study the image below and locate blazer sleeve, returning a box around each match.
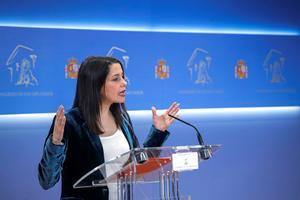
[38,117,68,190]
[143,125,170,147]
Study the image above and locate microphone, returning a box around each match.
[168,114,210,160]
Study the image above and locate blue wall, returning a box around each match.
[0,108,300,199]
[0,28,299,114]
[1,0,299,33]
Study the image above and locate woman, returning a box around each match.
[38,56,180,200]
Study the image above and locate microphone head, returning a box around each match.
[200,148,211,160]
[134,150,148,164]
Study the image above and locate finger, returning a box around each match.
[151,106,157,118]
[170,107,180,116]
[53,115,66,140]
[59,116,66,132]
[169,102,180,113]
[168,103,180,115]
[163,102,176,116]
[59,115,66,129]
[167,102,177,112]
[56,115,65,130]
[57,105,64,114]
[54,105,65,137]
[55,105,64,124]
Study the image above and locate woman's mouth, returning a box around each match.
[119,90,126,97]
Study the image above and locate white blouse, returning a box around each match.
[99,128,130,200]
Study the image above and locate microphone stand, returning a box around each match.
[168,114,210,160]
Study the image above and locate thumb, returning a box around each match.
[151,106,157,118]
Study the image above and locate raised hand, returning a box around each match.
[151,102,180,132]
[52,105,66,145]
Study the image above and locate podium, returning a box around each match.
[73,145,220,199]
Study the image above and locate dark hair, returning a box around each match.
[73,56,127,134]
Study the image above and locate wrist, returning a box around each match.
[153,125,167,132]
[52,135,63,145]
[157,128,167,132]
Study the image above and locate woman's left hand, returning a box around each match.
[152,102,180,132]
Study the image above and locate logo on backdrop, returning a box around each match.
[235,59,248,79]
[187,48,212,84]
[65,58,79,79]
[263,49,285,83]
[6,44,38,86]
[106,46,130,84]
[155,59,170,79]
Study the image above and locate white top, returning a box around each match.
[99,128,130,200]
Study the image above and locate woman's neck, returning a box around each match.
[99,103,117,136]
[100,102,111,116]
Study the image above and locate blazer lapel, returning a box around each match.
[82,122,104,162]
[121,122,133,149]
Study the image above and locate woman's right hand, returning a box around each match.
[52,105,66,145]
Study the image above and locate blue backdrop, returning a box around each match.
[0,27,299,114]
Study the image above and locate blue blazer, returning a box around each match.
[38,107,170,200]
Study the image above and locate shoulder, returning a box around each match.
[65,107,85,126]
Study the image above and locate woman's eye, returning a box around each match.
[111,74,124,82]
[112,77,120,81]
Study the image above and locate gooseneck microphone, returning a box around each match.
[168,114,210,160]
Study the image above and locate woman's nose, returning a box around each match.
[122,77,127,86]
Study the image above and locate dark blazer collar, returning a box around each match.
[70,107,135,155]
[69,107,103,162]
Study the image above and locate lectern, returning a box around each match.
[73,145,220,200]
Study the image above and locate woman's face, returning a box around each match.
[101,63,127,105]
